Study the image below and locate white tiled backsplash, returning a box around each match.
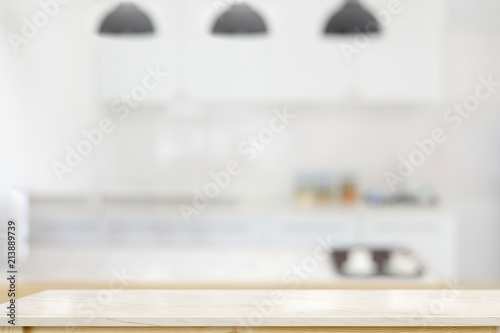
[13,101,500,202]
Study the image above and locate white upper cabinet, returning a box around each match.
[266,0,352,103]
[97,0,447,104]
[183,0,275,102]
[183,0,352,103]
[354,0,447,104]
[183,0,447,104]
[94,0,181,107]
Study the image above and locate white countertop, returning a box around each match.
[31,198,452,220]
[5,289,500,327]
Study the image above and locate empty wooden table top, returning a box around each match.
[1,289,500,328]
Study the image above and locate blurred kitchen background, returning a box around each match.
[1,0,500,293]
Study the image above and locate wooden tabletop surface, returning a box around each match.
[2,289,500,327]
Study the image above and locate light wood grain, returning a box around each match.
[0,327,24,333]
[4,290,500,327]
[5,281,500,305]
[23,327,498,332]
[0,281,449,304]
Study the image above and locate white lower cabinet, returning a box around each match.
[363,215,457,279]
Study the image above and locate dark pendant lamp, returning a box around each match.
[99,3,154,35]
[325,0,380,35]
[212,3,267,35]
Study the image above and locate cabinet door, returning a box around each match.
[355,0,447,103]
[94,1,180,106]
[364,216,456,278]
[97,42,177,106]
[188,217,260,245]
[267,0,351,103]
[276,216,358,246]
[184,0,351,103]
[184,0,274,102]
